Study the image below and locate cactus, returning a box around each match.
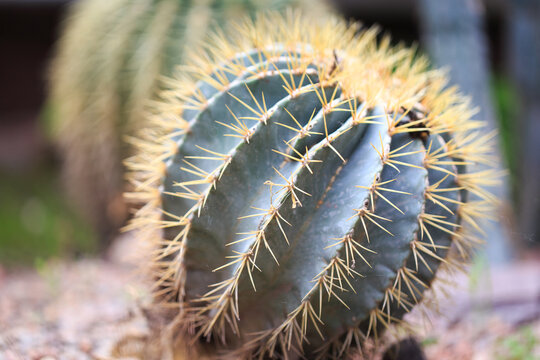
[127,12,500,359]
[48,0,321,243]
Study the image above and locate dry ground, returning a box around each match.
[1,235,539,360]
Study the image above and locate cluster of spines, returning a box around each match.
[127,43,318,310]
[125,12,501,359]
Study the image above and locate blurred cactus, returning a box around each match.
[48,0,322,246]
[126,13,500,359]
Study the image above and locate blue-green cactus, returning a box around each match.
[127,12,499,359]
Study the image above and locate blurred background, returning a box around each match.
[1,0,538,266]
[0,0,538,358]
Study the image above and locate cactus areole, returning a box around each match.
[127,13,498,359]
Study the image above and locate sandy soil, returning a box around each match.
[1,236,539,360]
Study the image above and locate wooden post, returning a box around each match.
[507,0,540,249]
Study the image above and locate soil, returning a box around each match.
[1,235,539,360]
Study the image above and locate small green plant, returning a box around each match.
[496,327,538,360]
[34,258,61,295]
[127,12,499,359]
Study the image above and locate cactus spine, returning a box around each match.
[48,0,319,242]
[127,13,500,359]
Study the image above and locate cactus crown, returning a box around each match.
[127,12,499,359]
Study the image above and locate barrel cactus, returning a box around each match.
[48,0,322,243]
[127,12,499,359]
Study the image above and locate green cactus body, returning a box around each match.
[128,13,499,359]
[48,0,321,242]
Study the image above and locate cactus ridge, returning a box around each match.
[126,12,500,359]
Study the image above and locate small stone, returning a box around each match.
[79,339,93,353]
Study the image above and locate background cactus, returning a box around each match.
[127,12,500,359]
[48,0,322,245]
